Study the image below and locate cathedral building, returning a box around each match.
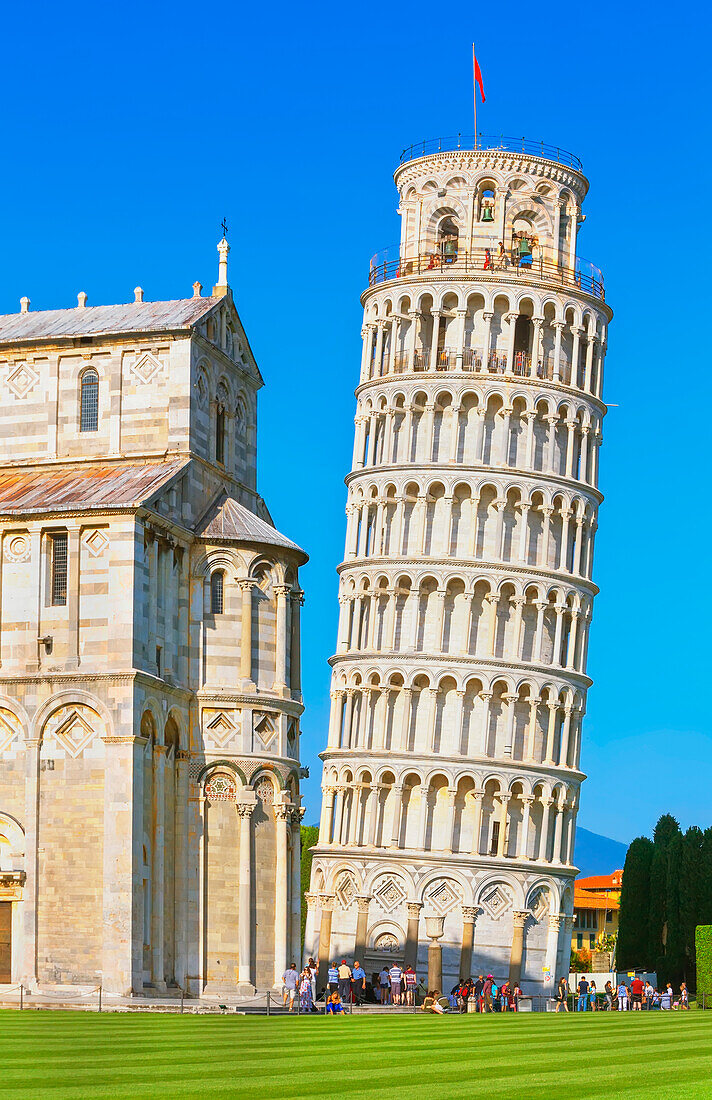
[0,240,307,996]
[306,135,612,994]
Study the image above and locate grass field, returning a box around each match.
[1,1009,710,1099]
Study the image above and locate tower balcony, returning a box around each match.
[368,244,604,302]
[397,133,584,173]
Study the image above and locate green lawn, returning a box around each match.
[1,1009,710,1099]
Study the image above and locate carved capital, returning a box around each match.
[406,901,423,919]
[356,895,372,914]
[461,905,481,923]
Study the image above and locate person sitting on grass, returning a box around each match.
[326,991,346,1015]
[421,989,446,1014]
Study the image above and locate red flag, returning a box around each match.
[473,51,485,103]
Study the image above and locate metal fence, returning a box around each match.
[398,135,583,173]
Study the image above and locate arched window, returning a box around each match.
[438,215,459,262]
[210,570,224,614]
[80,369,99,432]
[216,403,226,464]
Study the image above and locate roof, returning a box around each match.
[574,887,620,912]
[0,460,187,515]
[0,297,218,344]
[577,871,623,891]
[195,492,306,558]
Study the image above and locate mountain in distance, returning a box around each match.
[574,826,628,878]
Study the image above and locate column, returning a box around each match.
[544,702,559,764]
[353,415,367,468]
[443,787,457,854]
[584,335,597,393]
[454,308,467,369]
[545,416,558,473]
[304,893,319,967]
[510,597,524,660]
[174,750,189,990]
[508,910,530,986]
[470,791,484,855]
[290,813,302,964]
[384,587,397,651]
[566,612,580,670]
[397,689,412,751]
[341,691,354,749]
[389,785,403,848]
[327,693,342,749]
[571,325,582,385]
[531,316,544,375]
[553,604,565,666]
[239,579,256,687]
[473,407,486,461]
[485,593,499,657]
[150,744,166,989]
[336,596,350,652]
[448,406,461,462]
[482,311,494,365]
[552,320,565,382]
[565,420,577,478]
[541,507,553,567]
[459,907,479,981]
[422,405,436,462]
[21,738,40,989]
[552,799,564,864]
[354,896,371,961]
[406,310,419,370]
[319,785,336,843]
[404,902,422,969]
[579,426,590,484]
[237,801,255,993]
[518,796,533,859]
[496,793,509,858]
[274,804,290,985]
[534,600,547,663]
[559,706,573,767]
[517,504,530,563]
[505,312,518,373]
[432,590,446,652]
[525,696,540,762]
[317,895,335,992]
[290,589,303,697]
[384,410,396,463]
[503,694,518,758]
[364,782,379,845]
[497,407,512,466]
[429,311,441,370]
[424,687,439,753]
[366,412,378,465]
[273,584,290,692]
[559,509,572,571]
[373,321,385,379]
[573,520,585,576]
[426,917,444,992]
[537,798,553,861]
[525,411,536,467]
[546,914,565,984]
[393,498,406,555]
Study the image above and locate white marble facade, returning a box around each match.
[0,243,306,995]
[306,138,612,994]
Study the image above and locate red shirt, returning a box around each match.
[631,979,644,996]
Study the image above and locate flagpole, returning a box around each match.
[472,43,477,149]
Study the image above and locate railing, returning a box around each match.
[371,346,574,385]
[398,134,583,173]
[368,246,604,301]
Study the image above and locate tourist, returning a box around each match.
[371,972,381,1004]
[422,989,445,1014]
[389,961,403,1005]
[299,966,313,1013]
[282,962,298,1011]
[337,959,352,1003]
[651,988,661,1009]
[577,974,589,1012]
[604,980,613,1010]
[510,983,521,1012]
[661,982,673,1010]
[474,975,485,1012]
[307,957,318,1007]
[326,990,346,1016]
[403,964,417,1006]
[327,961,339,996]
[500,980,511,1012]
[630,974,644,1011]
[416,976,428,1004]
[680,982,690,1009]
[555,977,569,1012]
[379,966,390,1005]
[483,974,493,1012]
[352,959,366,1005]
[589,979,597,1010]
[616,979,628,1012]
[490,978,499,1011]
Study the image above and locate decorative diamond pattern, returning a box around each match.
[129,352,162,384]
[254,714,277,750]
[49,709,95,758]
[426,879,461,915]
[480,883,513,921]
[530,888,550,922]
[6,361,39,399]
[373,875,407,913]
[204,710,237,749]
[0,708,22,752]
[83,529,109,557]
[335,871,357,910]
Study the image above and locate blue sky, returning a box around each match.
[2,2,709,843]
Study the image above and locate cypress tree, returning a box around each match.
[617,836,654,969]
[663,829,685,987]
[648,814,681,982]
[680,826,704,985]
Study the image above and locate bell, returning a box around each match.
[482,205,494,222]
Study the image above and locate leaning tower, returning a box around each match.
[306,134,611,995]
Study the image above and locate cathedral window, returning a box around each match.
[216,403,226,464]
[50,532,68,605]
[79,369,99,432]
[210,570,224,615]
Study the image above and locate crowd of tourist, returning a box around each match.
[280,959,691,1016]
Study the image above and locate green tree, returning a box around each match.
[300,824,319,956]
[647,814,681,983]
[680,826,704,985]
[616,836,654,969]
[663,829,685,986]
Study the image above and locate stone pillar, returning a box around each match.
[389,785,403,847]
[496,793,509,857]
[552,320,565,381]
[508,910,530,986]
[236,801,255,994]
[273,804,291,985]
[150,743,166,990]
[546,913,565,983]
[470,790,484,855]
[317,894,335,991]
[319,786,336,843]
[273,584,291,692]
[354,895,371,960]
[459,906,479,981]
[290,812,302,964]
[304,892,319,967]
[518,796,533,860]
[525,696,540,762]
[239,579,256,688]
[404,901,422,969]
[426,915,445,992]
[174,750,190,990]
[290,589,303,697]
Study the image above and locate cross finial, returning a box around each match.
[221,218,228,239]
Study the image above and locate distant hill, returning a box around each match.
[575,826,628,877]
